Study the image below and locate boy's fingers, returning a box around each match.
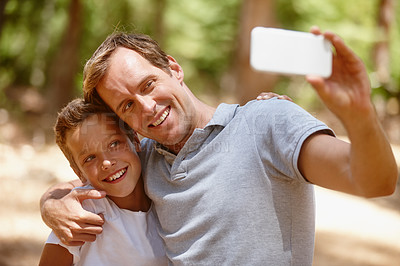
[278,95,293,102]
[256,92,293,102]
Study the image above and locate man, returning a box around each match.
[41,26,397,265]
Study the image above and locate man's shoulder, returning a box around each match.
[140,137,156,149]
[238,98,302,118]
[242,98,297,110]
[139,137,157,161]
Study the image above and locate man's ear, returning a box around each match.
[167,55,184,83]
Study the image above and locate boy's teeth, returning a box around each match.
[152,109,170,126]
[105,168,126,182]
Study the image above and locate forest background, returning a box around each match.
[0,0,399,265]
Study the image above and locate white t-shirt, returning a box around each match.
[46,186,167,266]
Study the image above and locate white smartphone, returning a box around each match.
[250,27,332,78]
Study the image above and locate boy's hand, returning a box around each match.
[41,188,106,246]
[256,92,293,101]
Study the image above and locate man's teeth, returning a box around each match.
[105,168,126,182]
[152,109,170,127]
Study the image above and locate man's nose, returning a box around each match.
[137,95,156,115]
[102,159,116,171]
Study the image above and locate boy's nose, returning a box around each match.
[102,159,116,171]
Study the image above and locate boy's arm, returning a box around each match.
[40,179,106,245]
[38,243,73,266]
[298,27,398,197]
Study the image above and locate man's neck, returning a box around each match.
[166,101,216,154]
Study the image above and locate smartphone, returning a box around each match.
[250,27,332,78]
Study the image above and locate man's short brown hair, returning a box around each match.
[83,32,170,104]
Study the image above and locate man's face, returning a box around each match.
[97,47,197,149]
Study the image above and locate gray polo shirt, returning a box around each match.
[140,98,334,265]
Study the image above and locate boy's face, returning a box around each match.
[67,114,141,198]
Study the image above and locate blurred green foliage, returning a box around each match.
[0,0,399,114]
[276,0,400,109]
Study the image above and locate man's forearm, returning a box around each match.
[40,179,81,206]
[345,110,398,197]
[40,179,82,227]
[39,179,105,245]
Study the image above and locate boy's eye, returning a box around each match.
[84,155,95,163]
[110,140,120,148]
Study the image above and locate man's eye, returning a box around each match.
[144,80,154,91]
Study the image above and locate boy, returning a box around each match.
[39,98,167,265]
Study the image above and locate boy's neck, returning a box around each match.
[107,177,151,212]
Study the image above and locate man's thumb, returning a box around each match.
[74,188,106,202]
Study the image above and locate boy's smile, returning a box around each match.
[102,167,127,183]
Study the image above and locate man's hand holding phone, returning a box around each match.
[250,26,372,124]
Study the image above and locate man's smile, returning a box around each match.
[150,106,170,127]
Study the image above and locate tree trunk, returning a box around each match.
[234,0,279,104]
[46,0,82,114]
[153,0,167,47]
[373,0,394,89]
[0,0,8,38]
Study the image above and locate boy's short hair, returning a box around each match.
[54,98,135,174]
[83,32,170,105]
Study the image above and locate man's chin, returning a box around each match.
[159,136,189,153]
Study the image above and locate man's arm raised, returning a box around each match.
[40,179,106,245]
[298,26,398,198]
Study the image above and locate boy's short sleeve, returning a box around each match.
[44,185,100,264]
[46,231,81,264]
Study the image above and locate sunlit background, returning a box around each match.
[0,0,399,265]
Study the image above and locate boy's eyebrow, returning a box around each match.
[78,148,89,158]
